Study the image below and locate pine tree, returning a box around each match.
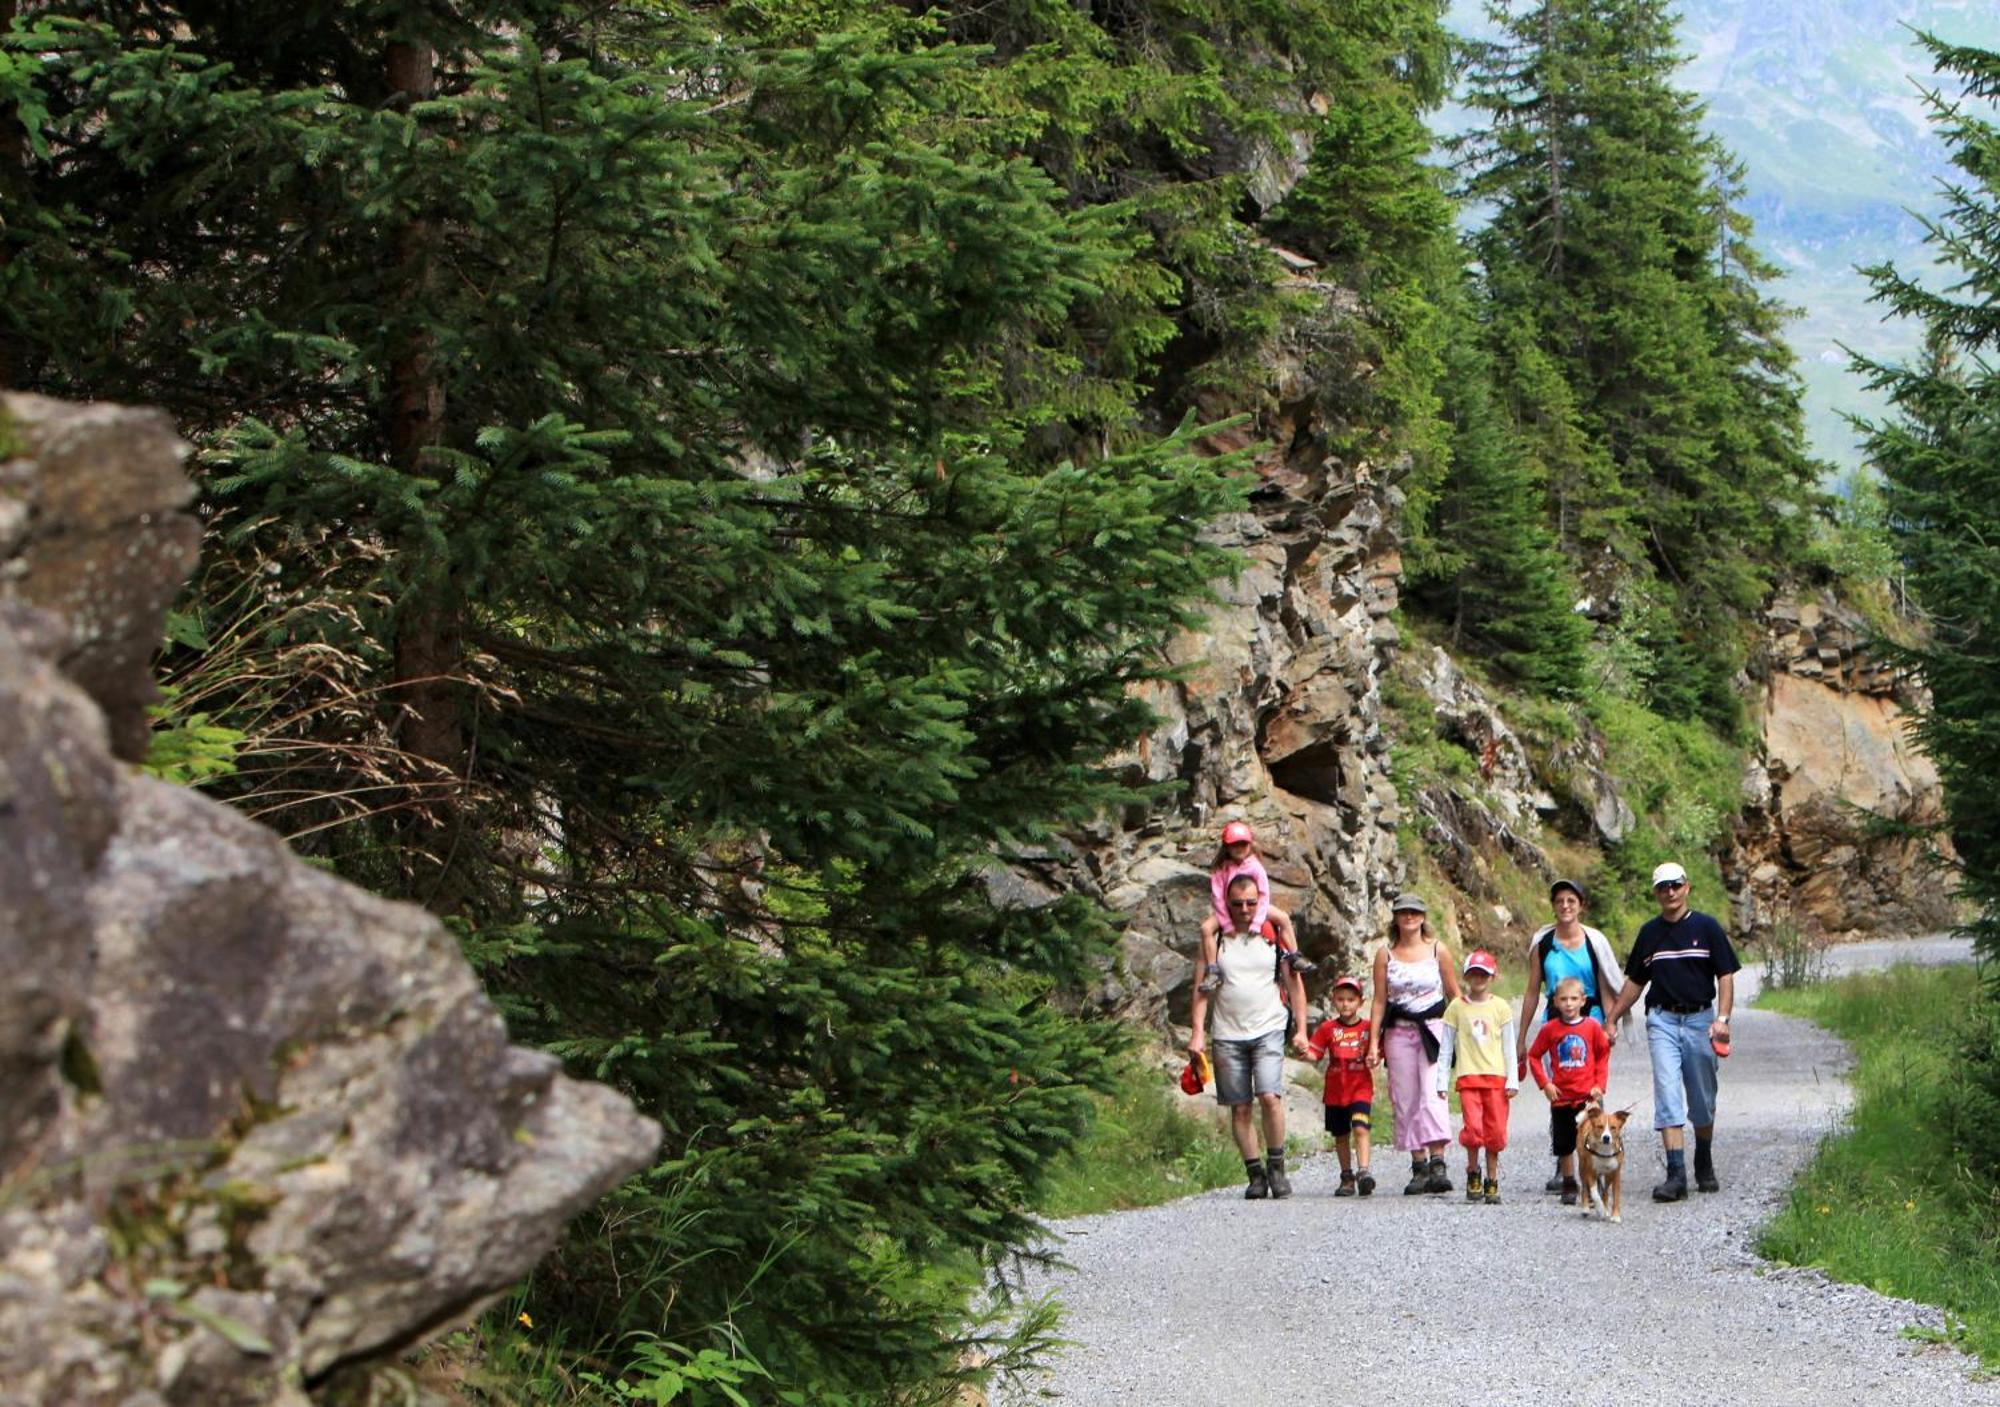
[1,3,1248,1393]
[1408,295,1591,693]
[1861,36,2000,967]
[1457,0,1823,725]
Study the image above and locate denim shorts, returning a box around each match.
[1646,1006,1719,1130]
[1213,1027,1287,1106]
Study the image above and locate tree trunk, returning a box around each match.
[1540,3,1565,283]
[384,36,471,913]
[0,0,20,389]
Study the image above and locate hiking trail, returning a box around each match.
[1000,936,1997,1406]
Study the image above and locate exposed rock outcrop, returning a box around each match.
[1074,330,1409,1027]
[0,395,660,1407]
[1732,592,1957,938]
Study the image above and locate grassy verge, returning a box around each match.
[1760,964,2000,1367]
[1036,1051,1246,1216]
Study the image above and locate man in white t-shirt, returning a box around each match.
[1189,875,1311,1198]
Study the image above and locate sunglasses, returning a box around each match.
[1226,899,1258,909]
[1654,880,1687,892]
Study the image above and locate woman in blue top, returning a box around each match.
[1514,878,1627,1192]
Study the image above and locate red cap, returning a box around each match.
[1332,975,1364,994]
[1221,820,1253,845]
[1463,949,1498,975]
[1179,1060,1205,1095]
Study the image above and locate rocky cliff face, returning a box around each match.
[1086,547,1952,1038]
[0,395,659,1407]
[1070,316,1411,1030]
[1733,592,1957,938]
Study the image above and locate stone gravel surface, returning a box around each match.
[999,935,1997,1406]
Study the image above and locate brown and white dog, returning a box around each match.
[1576,1104,1631,1223]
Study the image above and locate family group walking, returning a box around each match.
[1184,823,1740,1206]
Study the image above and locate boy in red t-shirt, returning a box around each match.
[1306,975,1376,1196]
[1525,976,1612,1205]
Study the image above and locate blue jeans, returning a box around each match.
[1646,1006,1719,1131]
[1212,1027,1287,1107]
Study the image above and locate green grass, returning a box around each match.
[1760,965,2000,1369]
[1037,1052,1246,1216]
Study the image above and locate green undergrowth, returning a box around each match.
[1037,1051,1244,1216]
[1760,964,2000,1369]
[1379,619,1747,947]
[1586,696,1741,935]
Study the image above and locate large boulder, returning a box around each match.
[0,395,659,1407]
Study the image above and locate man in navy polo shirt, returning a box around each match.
[1602,861,1739,1202]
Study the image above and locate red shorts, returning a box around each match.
[1456,1075,1510,1153]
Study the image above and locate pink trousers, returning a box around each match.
[1384,1022,1451,1152]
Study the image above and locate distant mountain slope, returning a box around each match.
[1444,0,1990,469]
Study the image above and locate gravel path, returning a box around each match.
[999,935,1995,1406]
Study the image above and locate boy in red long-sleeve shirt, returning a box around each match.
[1306,976,1376,1196]
[1526,976,1611,1205]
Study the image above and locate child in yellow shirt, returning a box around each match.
[1436,949,1519,1204]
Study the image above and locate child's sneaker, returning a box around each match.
[1334,1170,1357,1197]
[1402,1162,1429,1195]
[1483,1178,1501,1205]
[1464,1175,1483,1204]
[1423,1157,1452,1194]
[1280,950,1318,975]
[1197,970,1223,994]
[1356,1168,1376,1196]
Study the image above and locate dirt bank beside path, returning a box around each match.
[1001,935,1996,1407]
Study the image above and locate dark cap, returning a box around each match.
[1389,893,1427,914]
[1549,878,1587,903]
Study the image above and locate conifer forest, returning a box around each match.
[4,0,2000,1402]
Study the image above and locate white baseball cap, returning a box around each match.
[1651,861,1688,888]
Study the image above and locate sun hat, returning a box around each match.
[1651,861,1688,888]
[1179,1060,1205,1096]
[1389,893,1427,914]
[1221,820,1254,845]
[1463,949,1498,975]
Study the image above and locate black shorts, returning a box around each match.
[1549,1101,1584,1157]
[1325,1101,1372,1137]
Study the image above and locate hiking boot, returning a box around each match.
[1465,1176,1483,1204]
[1334,1170,1357,1197]
[1694,1155,1719,1193]
[1484,1178,1501,1205]
[1559,1178,1579,1206]
[1424,1157,1452,1194]
[1245,1164,1270,1200]
[1266,1159,1293,1199]
[1403,1163,1429,1195]
[1545,1171,1566,1194]
[1356,1168,1376,1197]
[1652,1172,1688,1203]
